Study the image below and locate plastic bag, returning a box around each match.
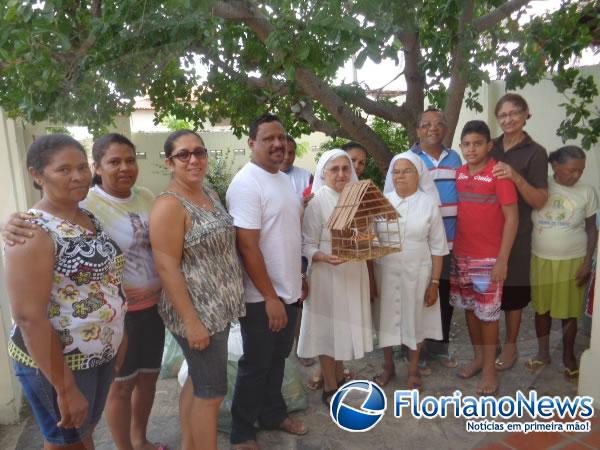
[176,324,309,433]
[159,330,185,379]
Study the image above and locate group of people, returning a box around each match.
[2,92,598,450]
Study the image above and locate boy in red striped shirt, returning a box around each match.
[451,120,518,395]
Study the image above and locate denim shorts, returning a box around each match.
[115,305,165,381]
[173,325,229,398]
[14,359,115,445]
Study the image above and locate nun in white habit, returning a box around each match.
[373,151,449,391]
[297,149,373,404]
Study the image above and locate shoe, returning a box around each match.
[525,358,550,373]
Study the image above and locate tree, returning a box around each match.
[1,0,598,170]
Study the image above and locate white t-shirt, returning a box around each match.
[81,185,161,311]
[532,176,599,260]
[226,162,303,304]
[283,166,312,198]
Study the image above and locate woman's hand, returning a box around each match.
[322,254,346,265]
[1,212,37,246]
[56,384,88,429]
[492,162,518,182]
[184,317,210,351]
[424,284,438,307]
[575,261,592,287]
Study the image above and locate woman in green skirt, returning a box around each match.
[528,146,598,381]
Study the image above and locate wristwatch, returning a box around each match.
[430,279,440,285]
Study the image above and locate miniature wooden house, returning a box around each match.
[325,180,402,261]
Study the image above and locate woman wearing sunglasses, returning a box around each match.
[149,130,245,450]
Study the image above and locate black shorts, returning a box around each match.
[500,285,531,311]
[114,305,166,381]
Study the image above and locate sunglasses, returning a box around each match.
[168,147,208,162]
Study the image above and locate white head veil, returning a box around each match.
[383,151,441,205]
[311,149,358,194]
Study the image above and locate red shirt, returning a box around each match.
[453,158,518,258]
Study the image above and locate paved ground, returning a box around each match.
[1,306,597,449]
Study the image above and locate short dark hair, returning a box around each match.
[27,134,86,190]
[286,134,296,147]
[163,129,203,158]
[495,93,531,119]
[341,141,368,158]
[249,113,282,140]
[91,133,135,186]
[548,145,586,165]
[460,120,491,142]
[418,108,447,127]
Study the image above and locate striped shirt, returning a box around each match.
[410,143,462,249]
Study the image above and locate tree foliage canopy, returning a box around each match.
[0,0,598,168]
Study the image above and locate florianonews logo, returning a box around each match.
[330,380,387,432]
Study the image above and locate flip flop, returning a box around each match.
[525,358,550,373]
[429,351,458,369]
[564,368,579,383]
[495,354,518,372]
[372,370,395,388]
[232,440,260,450]
[406,374,423,392]
[418,360,432,376]
[343,368,355,381]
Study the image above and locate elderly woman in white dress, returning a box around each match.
[373,152,449,391]
[297,149,373,405]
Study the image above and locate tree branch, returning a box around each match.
[212,0,394,168]
[337,88,412,124]
[473,0,532,32]
[397,30,424,143]
[291,100,353,140]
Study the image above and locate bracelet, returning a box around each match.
[430,279,440,285]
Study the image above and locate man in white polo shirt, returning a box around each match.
[227,114,306,449]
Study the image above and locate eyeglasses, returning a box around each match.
[496,110,523,121]
[392,168,417,176]
[325,165,352,174]
[419,121,446,130]
[168,147,208,162]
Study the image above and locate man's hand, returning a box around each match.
[184,317,210,351]
[265,297,288,332]
[491,259,508,283]
[1,212,37,246]
[56,384,88,429]
[301,277,309,302]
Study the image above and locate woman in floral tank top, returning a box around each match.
[5,135,127,448]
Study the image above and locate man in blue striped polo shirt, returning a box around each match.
[410,108,462,368]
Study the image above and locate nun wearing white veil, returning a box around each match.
[373,151,449,391]
[297,149,373,404]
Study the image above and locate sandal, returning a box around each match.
[306,374,323,391]
[278,416,308,435]
[418,360,432,377]
[564,368,579,383]
[343,367,355,382]
[525,358,550,373]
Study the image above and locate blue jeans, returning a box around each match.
[230,301,298,444]
[14,359,115,445]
